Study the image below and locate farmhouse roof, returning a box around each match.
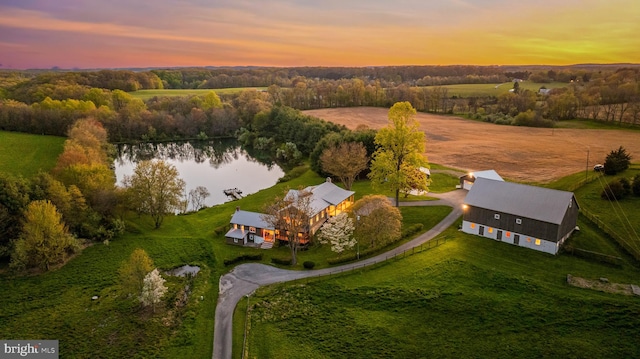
[464,178,577,224]
[288,180,355,215]
[230,210,274,229]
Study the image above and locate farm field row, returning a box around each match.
[304,107,640,183]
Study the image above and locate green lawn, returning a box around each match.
[555,119,640,130]
[572,164,640,258]
[0,131,65,177]
[418,82,567,98]
[245,224,640,358]
[0,166,452,358]
[130,88,267,100]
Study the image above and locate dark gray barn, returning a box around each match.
[461,178,579,254]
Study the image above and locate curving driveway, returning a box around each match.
[213,189,466,359]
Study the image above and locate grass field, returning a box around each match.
[245,223,640,358]
[0,165,454,358]
[573,164,640,257]
[0,131,65,177]
[418,82,567,98]
[129,88,267,100]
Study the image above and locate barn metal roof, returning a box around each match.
[464,178,577,224]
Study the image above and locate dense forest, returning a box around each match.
[0,65,639,145]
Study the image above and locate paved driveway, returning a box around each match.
[213,189,466,359]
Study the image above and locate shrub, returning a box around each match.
[278,165,308,183]
[633,174,640,196]
[214,225,228,235]
[303,261,315,269]
[603,146,631,175]
[401,223,424,239]
[271,256,292,266]
[619,177,632,196]
[223,253,263,266]
[601,180,626,200]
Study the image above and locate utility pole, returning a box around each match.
[585,147,590,181]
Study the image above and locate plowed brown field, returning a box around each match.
[304,107,640,183]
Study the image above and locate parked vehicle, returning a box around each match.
[593,164,604,172]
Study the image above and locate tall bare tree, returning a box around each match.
[320,142,369,190]
[262,188,314,266]
[188,186,210,211]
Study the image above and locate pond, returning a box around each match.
[114,140,284,210]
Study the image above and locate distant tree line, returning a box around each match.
[1,65,639,145]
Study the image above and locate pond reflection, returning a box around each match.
[114,140,284,209]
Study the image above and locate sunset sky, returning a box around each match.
[0,0,638,69]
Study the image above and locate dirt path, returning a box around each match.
[304,107,640,183]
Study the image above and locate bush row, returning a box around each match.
[271,256,292,266]
[223,253,263,266]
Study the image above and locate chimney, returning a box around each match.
[236,206,240,212]
[326,177,332,183]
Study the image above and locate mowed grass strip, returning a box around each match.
[0,131,65,177]
[246,225,640,358]
[130,88,268,100]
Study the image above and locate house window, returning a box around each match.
[488,227,493,233]
[249,227,256,233]
[515,218,522,225]
[470,223,475,229]
[506,231,511,237]
[535,239,541,246]
[494,214,500,220]
[233,224,238,229]
[233,238,238,243]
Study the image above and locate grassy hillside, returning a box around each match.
[573,164,640,258]
[0,131,65,177]
[419,82,567,98]
[130,88,267,100]
[246,224,640,358]
[0,166,452,358]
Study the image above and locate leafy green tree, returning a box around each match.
[201,91,223,110]
[352,195,402,248]
[123,160,186,228]
[604,146,632,175]
[368,102,429,206]
[0,174,31,258]
[400,165,430,197]
[11,200,79,271]
[119,248,154,299]
[316,213,355,253]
